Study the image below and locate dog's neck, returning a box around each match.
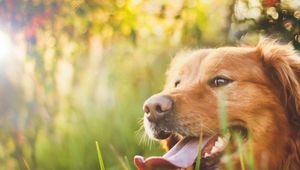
[282,127,300,170]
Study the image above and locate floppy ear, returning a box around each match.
[258,39,300,128]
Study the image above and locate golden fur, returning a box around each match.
[156,39,300,169]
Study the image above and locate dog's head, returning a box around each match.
[135,40,300,170]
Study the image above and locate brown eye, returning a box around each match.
[174,80,180,87]
[209,76,233,87]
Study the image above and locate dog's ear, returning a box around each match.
[258,39,300,127]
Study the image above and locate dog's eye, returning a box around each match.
[174,80,180,87]
[209,76,233,87]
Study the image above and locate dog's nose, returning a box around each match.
[143,95,174,122]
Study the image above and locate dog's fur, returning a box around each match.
[154,40,300,169]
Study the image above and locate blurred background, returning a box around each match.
[0,0,298,169]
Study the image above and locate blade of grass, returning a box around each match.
[247,136,256,170]
[109,144,130,170]
[124,156,132,170]
[96,141,106,170]
[218,90,228,134]
[236,135,245,170]
[195,127,203,170]
[23,157,30,170]
[218,90,233,170]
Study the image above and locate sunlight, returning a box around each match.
[0,30,13,60]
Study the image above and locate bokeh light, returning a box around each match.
[0,30,13,60]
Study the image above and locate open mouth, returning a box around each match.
[134,124,248,170]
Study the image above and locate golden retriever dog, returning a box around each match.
[134,39,300,170]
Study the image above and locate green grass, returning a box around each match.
[218,90,233,170]
[96,141,106,170]
[218,90,229,135]
[236,134,246,170]
[195,128,203,170]
[217,90,256,170]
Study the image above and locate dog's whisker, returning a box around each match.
[136,125,155,149]
[138,118,144,126]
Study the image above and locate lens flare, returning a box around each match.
[0,30,13,60]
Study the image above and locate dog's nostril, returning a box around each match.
[143,95,174,122]
[143,105,150,114]
[155,105,163,113]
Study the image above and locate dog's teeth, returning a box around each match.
[204,152,210,158]
[218,136,224,143]
[211,146,218,154]
[215,137,225,148]
[223,133,231,143]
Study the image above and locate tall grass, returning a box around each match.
[217,90,256,170]
[236,135,246,170]
[218,90,233,170]
[195,127,203,170]
[96,141,105,170]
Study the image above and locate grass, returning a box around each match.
[96,141,106,170]
[218,90,229,135]
[195,127,203,170]
[109,144,131,170]
[236,134,246,170]
[217,90,256,170]
[218,90,233,170]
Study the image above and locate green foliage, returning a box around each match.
[231,0,300,49]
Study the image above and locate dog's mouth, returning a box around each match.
[134,123,248,170]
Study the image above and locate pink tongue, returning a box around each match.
[134,137,204,170]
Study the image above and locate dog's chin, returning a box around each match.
[143,116,174,140]
[136,120,248,170]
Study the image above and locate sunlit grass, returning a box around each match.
[109,144,131,170]
[236,134,246,170]
[218,90,229,135]
[195,127,203,170]
[246,136,256,170]
[124,156,131,170]
[95,141,105,170]
[23,157,31,170]
[217,91,256,170]
[218,90,233,170]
